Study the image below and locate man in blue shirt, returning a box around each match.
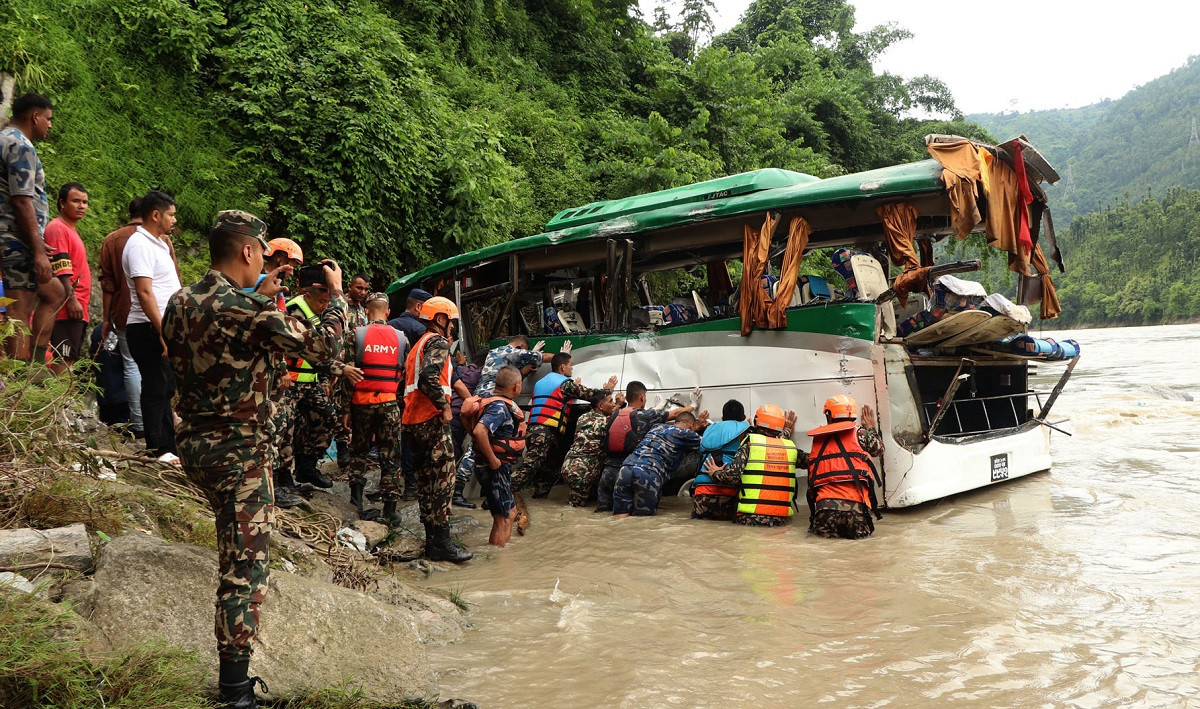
[386,287,431,347]
[612,411,709,517]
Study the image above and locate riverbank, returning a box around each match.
[0,362,477,708]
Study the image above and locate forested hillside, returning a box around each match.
[970,57,1200,220]
[2,0,987,282]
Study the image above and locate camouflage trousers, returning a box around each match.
[332,383,352,470]
[510,425,563,495]
[562,453,605,507]
[809,498,875,539]
[293,381,338,458]
[404,417,455,526]
[734,510,791,527]
[349,401,402,496]
[594,459,622,512]
[691,492,736,521]
[184,461,274,662]
[273,387,298,474]
[612,465,665,516]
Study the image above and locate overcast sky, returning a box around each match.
[640,0,1200,115]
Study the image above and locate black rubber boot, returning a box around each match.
[273,467,303,508]
[295,453,333,488]
[426,524,472,563]
[218,676,268,709]
[381,496,405,526]
[452,480,477,509]
[349,481,366,512]
[402,472,418,501]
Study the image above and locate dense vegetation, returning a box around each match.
[2,0,988,284]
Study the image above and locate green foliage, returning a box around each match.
[0,593,210,708]
[3,0,988,288]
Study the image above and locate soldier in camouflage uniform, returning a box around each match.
[612,411,709,517]
[345,292,405,522]
[805,397,884,540]
[285,283,341,488]
[453,335,560,505]
[162,210,346,708]
[510,353,616,498]
[333,274,370,477]
[255,238,304,508]
[560,392,620,507]
[401,296,472,562]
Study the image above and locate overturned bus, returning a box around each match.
[385,135,1078,508]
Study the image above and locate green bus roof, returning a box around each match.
[544,168,819,231]
[386,159,945,294]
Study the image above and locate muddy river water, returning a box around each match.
[419,324,1200,707]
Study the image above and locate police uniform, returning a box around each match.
[454,344,543,490]
[595,406,668,512]
[611,422,702,516]
[161,210,345,696]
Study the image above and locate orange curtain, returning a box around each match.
[767,216,810,328]
[739,213,776,336]
[1031,244,1061,319]
[979,151,1032,277]
[877,202,928,307]
[927,140,982,239]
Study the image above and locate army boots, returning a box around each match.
[295,453,332,488]
[424,522,472,563]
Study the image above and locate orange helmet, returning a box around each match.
[266,237,304,264]
[823,394,857,421]
[753,404,786,432]
[419,296,459,322]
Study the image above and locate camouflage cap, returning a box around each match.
[213,210,269,249]
[365,291,390,305]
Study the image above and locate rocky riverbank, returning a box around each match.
[0,365,478,707]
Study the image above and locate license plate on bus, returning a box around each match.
[990,453,1010,481]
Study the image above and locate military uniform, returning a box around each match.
[286,297,343,472]
[0,126,49,292]
[612,423,702,516]
[334,299,367,473]
[511,378,611,496]
[595,407,669,511]
[561,408,610,507]
[347,317,403,497]
[455,344,544,486]
[405,333,456,527]
[808,426,883,539]
[708,440,791,527]
[161,211,345,667]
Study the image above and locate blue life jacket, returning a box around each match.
[529,372,571,432]
[694,420,750,485]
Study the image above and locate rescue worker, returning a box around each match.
[453,334,562,507]
[162,211,345,708]
[691,399,751,520]
[347,292,406,523]
[612,410,709,518]
[699,404,799,525]
[284,279,340,489]
[251,237,304,508]
[388,287,431,499]
[470,366,526,547]
[510,352,617,499]
[333,274,371,479]
[401,296,472,562]
[595,381,696,512]
[805,395,884,539]
[561,392,622,507]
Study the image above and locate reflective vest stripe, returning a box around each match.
[737,434,797,518]
[286,295,320,383]
[401,332,451,424]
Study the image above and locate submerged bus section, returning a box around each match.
[386,135,1078,508]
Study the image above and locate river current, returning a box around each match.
[419,324,1200,707]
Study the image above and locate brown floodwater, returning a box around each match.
[418,324,1200,707]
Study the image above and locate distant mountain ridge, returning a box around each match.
[969,57,1200,221]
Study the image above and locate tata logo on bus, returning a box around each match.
[704,189,732,200]
[990,453,1010,482]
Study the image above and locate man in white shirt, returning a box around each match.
[122,190,182,460]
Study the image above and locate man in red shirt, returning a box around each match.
[45,182,90,370]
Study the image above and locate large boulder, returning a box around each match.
[0,523,92,576]
[71,533,449,701]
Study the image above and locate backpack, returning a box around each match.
[460,395,528,464]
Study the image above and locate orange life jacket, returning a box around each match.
[805,420,882,519]
[461,395,528,463]
[352,323,404,405]
[401,332,451,425]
